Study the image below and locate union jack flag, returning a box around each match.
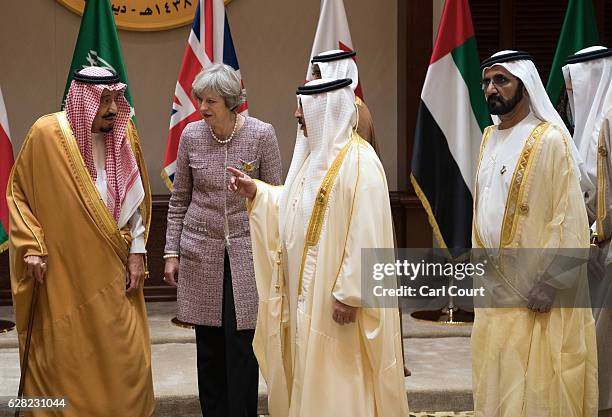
[162,0,247,189]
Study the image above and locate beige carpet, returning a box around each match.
[0,302,474,416]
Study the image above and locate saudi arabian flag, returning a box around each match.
[61,0,134,114]
[546,0,599,106]
[411,0,490,255]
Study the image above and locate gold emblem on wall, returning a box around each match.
[57,0,232,32]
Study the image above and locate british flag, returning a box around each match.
[162,0,247,189]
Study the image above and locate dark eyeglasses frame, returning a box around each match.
[481,74,517,91]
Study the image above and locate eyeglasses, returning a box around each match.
[481,74,516,90]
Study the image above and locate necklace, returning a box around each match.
[210,114,239,144]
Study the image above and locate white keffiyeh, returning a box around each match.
[562,46,612,197]
[312,50,359,92]
[483,50,584,183]
[279,78,357,233]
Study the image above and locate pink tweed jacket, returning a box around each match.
[165,116,282,329]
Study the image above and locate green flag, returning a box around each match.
[546,0,599,106]
[62,0,133,112]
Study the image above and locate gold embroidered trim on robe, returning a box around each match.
[56,111,130,263]
[305,136,357,246]
[298,132,359,294]
[597,127,607,240]
[126,119,152,243]
[473,123,548,300]
[499,121,548,247]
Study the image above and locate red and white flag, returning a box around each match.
[306,0,363,99]
[162,0,247,190]
[0,86,14,252]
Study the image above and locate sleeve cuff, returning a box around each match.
[130,236,147,254]
[23,249,48,260]
[332,287,361,308]
[247,179,265,215]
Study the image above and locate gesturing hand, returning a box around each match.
[227,167,257,199]
[332,298,358,325]
[25,255,48,284]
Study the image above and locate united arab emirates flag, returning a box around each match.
[411,0,490,254]
[546,0,599,108]
[61,0,134,114]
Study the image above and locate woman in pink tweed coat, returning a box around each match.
[163,63,282,417]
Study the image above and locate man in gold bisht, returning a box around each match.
[7,67,154,416]
[472,50,598,417]
[227,78,408,417]
[309,49,378,154]
[563,46,612,417]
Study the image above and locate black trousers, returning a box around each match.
[195,251,259,417]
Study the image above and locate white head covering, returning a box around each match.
[562,46,612,197]
[311,50,359,91]
[482,50,584,182]
[279,78,357,233]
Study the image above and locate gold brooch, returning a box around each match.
[239,159,257,173]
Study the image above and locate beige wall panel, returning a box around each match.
[344,0,397,190]
[0,0,397,193]
[433,0,444,43]
[0,1,59,142]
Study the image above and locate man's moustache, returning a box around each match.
[102,113,116,119]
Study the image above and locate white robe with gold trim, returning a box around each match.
[248,135,408,417]
[587,110,612,413]
[472,120,599,417]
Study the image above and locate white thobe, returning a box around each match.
[92,133,145,253]
[476,113,541,248]
[249,138,408,417]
